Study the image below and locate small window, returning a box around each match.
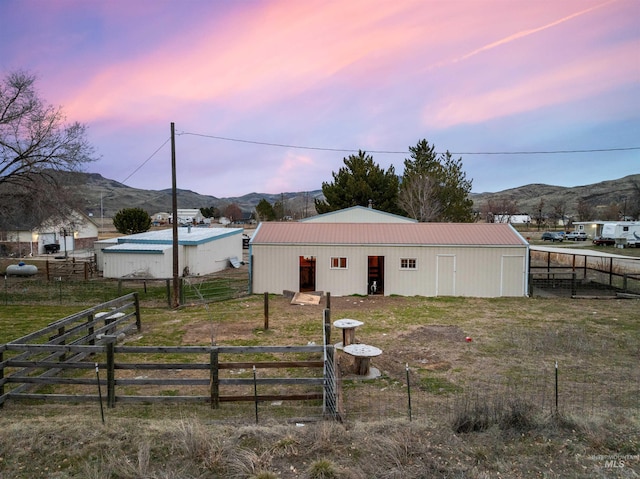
[330,257,348,269]
[400,258,417,270]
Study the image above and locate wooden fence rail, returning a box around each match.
[45,257,97,281]
[0,293,141,406]
[0,343,332,410]
[0,296,338,419]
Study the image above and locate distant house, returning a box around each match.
[96,226,243,278]
[249,217,529,298]
[162,209,206,225]
[491,213,531,225]
[0,210,98,257]
[152,212,171,225]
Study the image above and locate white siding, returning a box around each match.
[251,244,527,297]
[185,233,243,276]
[103,249,176,278]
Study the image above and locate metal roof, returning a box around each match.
[300,206,417,223]
[115,227,242,246]
[250,222,528,246]
[103,243,171,254]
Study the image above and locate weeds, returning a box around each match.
[306,458,339,479]
[452,394,540,434]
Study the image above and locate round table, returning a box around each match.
[343,344,382,375]
[333,318,364,347]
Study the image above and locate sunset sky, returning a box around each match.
[1,0,638,198]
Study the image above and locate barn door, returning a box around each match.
[367,256,384,295]
[299,256,316,292]
[436,255,456,296]
[501,255,525,296]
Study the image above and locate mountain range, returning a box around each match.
[76,172,639,221]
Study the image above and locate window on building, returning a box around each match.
[400,258,417,270]
[330,257,348,269]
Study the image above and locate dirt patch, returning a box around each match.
[182,319,260,344]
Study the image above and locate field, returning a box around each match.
[0,285,639,478]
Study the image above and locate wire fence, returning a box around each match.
[338,366,640,425]
[0,276,169,306]
[530,249,640,296]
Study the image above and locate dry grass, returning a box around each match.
[1,293,639,477]
[0,407,637,478]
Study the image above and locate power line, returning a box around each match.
[178,131,640,156]
[120,137,171,184]
[120,131,638,184]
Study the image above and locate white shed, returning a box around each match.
[249,222,529,298]
[101,227,243,278]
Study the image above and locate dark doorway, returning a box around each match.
[367,256,384,295]
[299,256,316,292]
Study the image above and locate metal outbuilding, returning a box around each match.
[301,205,417,224]
[249,222,529,297]
[100,227,243,278]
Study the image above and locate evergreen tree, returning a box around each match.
[314,150,402,215]
[400,140,474,222]
[113,207,152,234]
[255,198,276,221]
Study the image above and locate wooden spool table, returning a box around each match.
[343,344,382,376]
[96,311,125,334]
[333,318,364,347]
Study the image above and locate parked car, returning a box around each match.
[44,243,61,254]
[565,231,588,241]
[593,236,615,246]
[541,232,564,242]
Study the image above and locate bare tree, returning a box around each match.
[0,71,96,229]
[576,198,595,222]
[550,200,569,230]
[496,198,518,223]
[224,203,242,223]
[602,203,620,221]
[535,199,545,230]
[397,174,442,222]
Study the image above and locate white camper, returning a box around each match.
[601,222,640,248]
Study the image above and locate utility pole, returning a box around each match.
[171,122,179,308]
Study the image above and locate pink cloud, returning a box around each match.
[60,0,433,123]
[422,0,638,128]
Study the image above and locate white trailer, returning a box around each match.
[601,222,640,247]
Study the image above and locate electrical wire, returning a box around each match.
[120,137,171,184]
[178,131,640,156]
[119,131,638,184]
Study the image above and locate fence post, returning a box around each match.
[88,314,95,345]
[106,339,116,408]
[326,292,331,310]
[406,363,412,421]
[609,257,613,286]
[210,349,219,409]
[166,279,171,307]
[554,360,559,416]
[84,262,88,281]
[58,326,66,361]
[264,292,269,330]
[133,293,142,332]
[46,260,50,281]
[253,365,259,424]
[323,308,331,345]
[571,273,577,296]
[0,349,4,406]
